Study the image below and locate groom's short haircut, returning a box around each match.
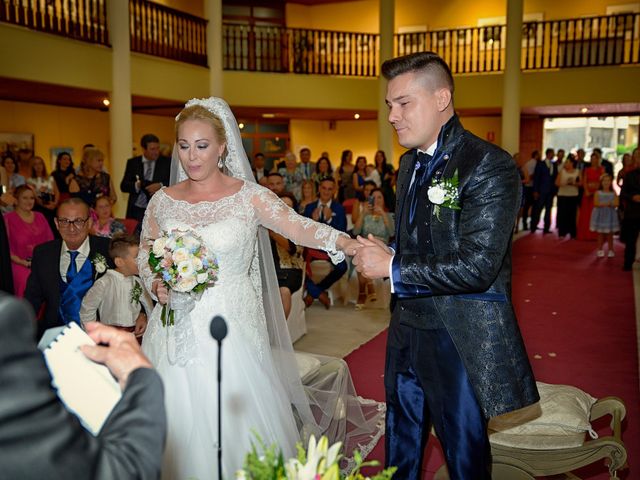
[381,51,454,97]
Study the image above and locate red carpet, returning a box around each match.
[345,232,638,479]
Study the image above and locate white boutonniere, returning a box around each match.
[427,169,461,221]
[92,253,108,277]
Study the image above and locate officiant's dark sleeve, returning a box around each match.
[0,293,166,480]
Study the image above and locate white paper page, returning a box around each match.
[43,323,122,436]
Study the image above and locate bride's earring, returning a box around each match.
[217,155,224,169]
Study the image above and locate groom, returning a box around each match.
[353,52,539,478]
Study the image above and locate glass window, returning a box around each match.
[258,123,289,134]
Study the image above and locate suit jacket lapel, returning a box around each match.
[396,151,418,228]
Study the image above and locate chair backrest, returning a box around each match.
[342,198,357,214]
[119,218,138,234]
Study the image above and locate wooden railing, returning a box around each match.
[0,0,108,45]
[1,3,638,74]
[129,0,207,66]
[396,13,640,74]
[223,24,379,76]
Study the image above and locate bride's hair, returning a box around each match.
[175,105,228,158]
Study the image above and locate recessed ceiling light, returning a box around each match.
[262,113,275,118]
[238,122,245,129]
[580,107,588,113]
[354,113,360,120]
[102,98,110,106]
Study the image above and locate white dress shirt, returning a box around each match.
[59,237,91,282]
[79,270,153,327]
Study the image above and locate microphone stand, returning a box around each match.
[210,315,228,480]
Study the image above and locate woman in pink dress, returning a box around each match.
[577,152,605,241]
[3,185,54,296]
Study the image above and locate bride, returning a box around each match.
[138,98,383,479]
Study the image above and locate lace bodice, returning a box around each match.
[139,181,345,293]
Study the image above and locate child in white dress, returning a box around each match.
[80,234,152,337]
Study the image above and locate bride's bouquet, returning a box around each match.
[148,229,219,326]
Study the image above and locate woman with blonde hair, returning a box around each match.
[69,147,117,206]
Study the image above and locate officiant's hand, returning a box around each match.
[81,322,153,390]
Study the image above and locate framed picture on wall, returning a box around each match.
[50,147,74,171]
[0,132,34,160]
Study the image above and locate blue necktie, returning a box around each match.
[67,251,79,284]
[407,152,431,230]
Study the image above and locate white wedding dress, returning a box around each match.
[139,182,348,479]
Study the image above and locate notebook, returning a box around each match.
[42,322,122,435]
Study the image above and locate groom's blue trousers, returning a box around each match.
[384,320,492,480]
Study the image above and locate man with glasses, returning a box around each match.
[25,198,113,339]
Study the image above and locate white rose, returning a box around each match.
[427,185,446,205]
[191,257,203,271]
[94,260,106,273]
[152,237,168,256]
[182,235,200,251]
[175,275,197,292]
[165,237,177,251]
[176,260,195,277]
[172,247,190,264]
[196,272,208,284]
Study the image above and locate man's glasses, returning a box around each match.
[57,217,89,228]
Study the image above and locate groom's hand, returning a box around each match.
[352,234,392,279]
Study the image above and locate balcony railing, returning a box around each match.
[0,0,108,45]
[129,0,207,66]
[1,2,638,75]
[396,13,640,74]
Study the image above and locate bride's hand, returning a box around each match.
[153,280,169,305]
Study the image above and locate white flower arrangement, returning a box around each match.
[148,229,219,326]
[91,253,108,276]
[427,169,461,221]
[236,434,396,480]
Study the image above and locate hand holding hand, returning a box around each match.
[336,236,361,256]
[80,322,153,390]
[351,234,393,279]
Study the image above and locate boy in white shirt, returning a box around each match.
[80,234,152,338]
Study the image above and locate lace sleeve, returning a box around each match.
[251,185,348,264]
[138,193,162,300]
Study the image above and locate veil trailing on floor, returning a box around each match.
[170,97,384,467]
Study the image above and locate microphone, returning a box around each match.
[210,315,227,480]
[210,315,228,342]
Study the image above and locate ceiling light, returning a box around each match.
[102,98,110,106]
[354,113,360,120]
[580,107,588,114]
[238,122,245,129]
[262,113,275,118]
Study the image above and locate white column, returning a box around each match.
[378,0,395,161]
[107,1,133,218]
[501,0,523,155]
[206,0,223,97]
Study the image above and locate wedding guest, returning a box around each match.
[312,156,333,187]
[297,147,315,180]
[577,152,605,240]
[0,207,13,294]
[616,153,634,188]
[269,192,305,318]
[252,152,268,185]
[352,155,368,200]
[337,149,355,202]
[621,148,640,271]
[0,163,7,190]
[1,155,26,192]
[591,174,619,258]
[594,148,614,177]
[278,151,304,200]
[28,155,59,230]
[0,299,166,480]
[555,156,580,238]
[80,234,152,337]
[352,187,394,309]
[51,151,76,202]
[530,148,557,234]
[521,149,539,231]
[298,179,317,214]
[266,172,285,195]
[16,147,33,179]
[375,150,396,212]
[3,185,54,297]
[351,180,377,226]
[70,147,117,207]
[91,195,127,238]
